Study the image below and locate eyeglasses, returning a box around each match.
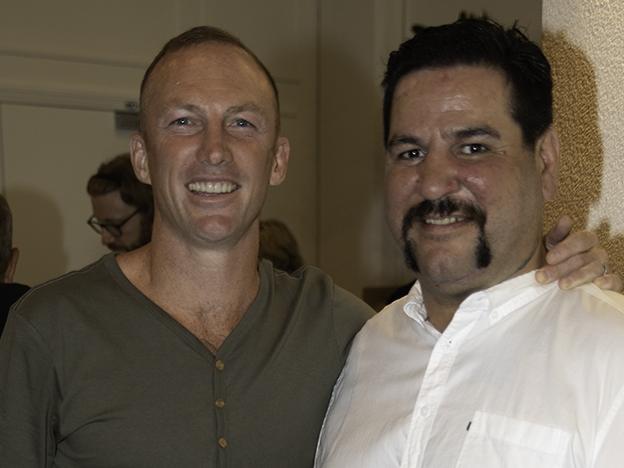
[87,209,140,237]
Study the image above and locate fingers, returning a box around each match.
[594,273,623,293]
[536,250,606,288]
[544,230,601,265]
[537,219,620,291]
[544,215,573,250]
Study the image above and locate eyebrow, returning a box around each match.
[387,135,425,149]
[448,126,501,140]
[224,103,273,125]
[386,125,501,149]
[165,102,269,118]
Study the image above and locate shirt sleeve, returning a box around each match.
[0,312,58,467]
[591,386,624,468]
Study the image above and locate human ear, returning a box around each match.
[269,136,290,186]
[536,126,559,201]
[130,133,152,185]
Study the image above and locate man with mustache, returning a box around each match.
[0,23,618,468]
[316,16,624,468]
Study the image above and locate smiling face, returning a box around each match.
[131,42,289,250]
[384,65,558,300]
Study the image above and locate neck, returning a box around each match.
[420,243,546,333]
[117,224,262,347]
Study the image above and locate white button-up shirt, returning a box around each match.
[315,271,624,467]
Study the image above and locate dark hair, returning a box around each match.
[382,14,553,148]
[0,194,13,278]
[139,25,279,131]
[259,219,304,274]
[87,153,154,243]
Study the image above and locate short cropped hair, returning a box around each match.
[382,14,553,148]
[0,194,13,278]
[139,25,280,131]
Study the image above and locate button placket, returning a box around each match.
[214,357,228,453]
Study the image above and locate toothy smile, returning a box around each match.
[423,216,465,225]
[187,181,238,194]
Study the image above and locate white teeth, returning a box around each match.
[424,216,462,225]
[187,181,237,194]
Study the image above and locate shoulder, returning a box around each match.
[262,260,374,337]
[10,255,119,329]
[553,284,624,326]
[540,284,624,357]
[356,294,413,339]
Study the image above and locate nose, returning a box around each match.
[417,149,461,200]
[201,122,232,166]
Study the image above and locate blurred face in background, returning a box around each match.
[89,190,147,252]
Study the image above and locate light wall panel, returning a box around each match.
[543,0,624,275]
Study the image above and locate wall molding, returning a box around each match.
[0,87,134,113]
[0,48,147,70]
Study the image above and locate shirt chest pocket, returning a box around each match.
[455,411,571,468]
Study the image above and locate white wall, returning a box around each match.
[542,0,624,276]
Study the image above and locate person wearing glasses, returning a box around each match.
[0,25,620,467]
[86,153,153,252]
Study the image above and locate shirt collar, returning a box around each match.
[403,281,427,325]
[402,270,557,327]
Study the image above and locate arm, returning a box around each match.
[0,312,57,467]
[535,215,622,291]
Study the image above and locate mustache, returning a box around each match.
[400,198,490,272]
[401,198,486,240]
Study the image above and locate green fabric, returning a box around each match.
[0,254,373,467]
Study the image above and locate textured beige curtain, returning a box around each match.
[542,0,624,275]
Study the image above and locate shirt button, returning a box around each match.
[215,399,225,408]
[420,406,430,417]
[215,360,225,371]
[218,437,228,448]
[490,311,499,321]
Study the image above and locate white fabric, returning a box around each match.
[315,271,624,468]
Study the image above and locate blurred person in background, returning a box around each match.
[259,218,304,273]
[0,194,29,334]
[87,153,153,252]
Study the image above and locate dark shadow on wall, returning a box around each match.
[6,187,68,286]
[542,31,624,275]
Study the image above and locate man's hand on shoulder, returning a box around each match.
[535,215,622,292]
